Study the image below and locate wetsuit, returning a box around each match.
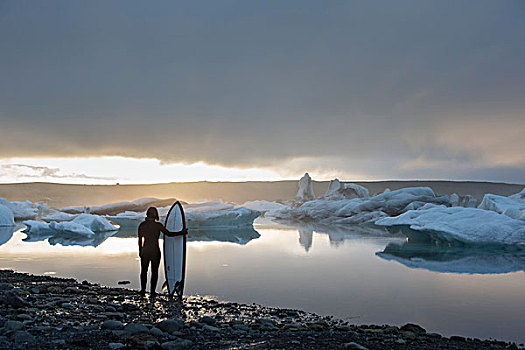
[138,218,185,294]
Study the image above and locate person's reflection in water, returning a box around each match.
[138,207,187,298]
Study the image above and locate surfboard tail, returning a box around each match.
[162,281,168,292]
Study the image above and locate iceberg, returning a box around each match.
[23,214,118,238]
[184,201,234,213]
[275,187,449,224]
[0,204,15,227]
[295,173,315,202]
[478,194,525,220]
[509,187,525,202]
[323,179,369,200]
[449,193,479,208]
[186,207,260,228]
[0,198,51,220]
[238,200,288,217]
[375,207,525,246]
[187,227,260,245]
[0,226,16,246]
[61,197,175,215]
[41,212,78,222]
[377,240,525,274]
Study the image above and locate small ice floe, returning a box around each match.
[0,198,51,220]
[24,214,118,238]
[375,206,525,246]
[184,201,234,213]
[41,212,78,222]
[509,187,525,203]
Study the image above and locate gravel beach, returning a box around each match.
[0,269,521,349]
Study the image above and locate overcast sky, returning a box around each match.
[1,1,524,183]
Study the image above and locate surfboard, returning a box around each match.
[163,201,187,298]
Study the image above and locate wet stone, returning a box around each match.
[161,338,193,350]
[102,320,124,330]
[124,323,149,334]
[157,319,184,333]
[5,320,24,331]
[344,342,369,350]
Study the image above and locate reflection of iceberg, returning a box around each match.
[376,207,525,246]
[377,240,525,274]
[298,227,313,252]
[187,227,260,245]
[113,225,260,245]
[0,226,17,246]
[47,230,118,247]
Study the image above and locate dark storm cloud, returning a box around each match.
[0,0,524,180]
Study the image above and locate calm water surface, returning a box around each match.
[0,222,524,343]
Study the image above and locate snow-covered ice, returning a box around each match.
[375,206,525,246]
[295,173,315,201]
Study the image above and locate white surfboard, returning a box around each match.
[163,201,187,298]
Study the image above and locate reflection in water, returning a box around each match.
[281,221,394,252]
[0,225,17,246]
[377,239,525,274]
[115,225,260,245]
[23,229,118,248]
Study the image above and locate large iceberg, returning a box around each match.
[184,201,234,213]
[275,187,449,225]
[295,173,315,202]
[61,197,175,215]
[509,187,525,202]
[0,198,51,220]
[375,206,525,246]
[238,200,288,217]
[478,194,525,220]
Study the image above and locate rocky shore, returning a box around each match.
[0,269,520,350]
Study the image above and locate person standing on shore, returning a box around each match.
[138,207,187,297]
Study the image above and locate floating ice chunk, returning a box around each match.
[509,188,525,203]
[61,197,175,215]
[323,179,369,200]
[71,214,119,232]
[41,212,78,222]
[24,214,118,238]
[0,205,15,227]
[295,173,315,201]
[478,194,525,220]
[0,198,51,220]
[184,201,234,213]
[376,207,525,246]
[449,193,478,208]
[237,200,289,217]
[49,221,96,237]
[187,207,260,228]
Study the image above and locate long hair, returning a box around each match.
[146,207,159,221]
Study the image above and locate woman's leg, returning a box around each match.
[150,254,161,295]
[140,255,150,294]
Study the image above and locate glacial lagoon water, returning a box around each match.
[0,222,524,343]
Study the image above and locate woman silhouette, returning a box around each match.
[138,207,187,297]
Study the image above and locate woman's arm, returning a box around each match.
[160,224,188,237]
[138,224,143,257]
